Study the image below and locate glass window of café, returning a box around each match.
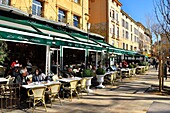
[58,9,66,22]
[63,48,85,67]
[73,15,80,27]
[32,0,43,16]
[0,0,10,5]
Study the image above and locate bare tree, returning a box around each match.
[154,0,170,41]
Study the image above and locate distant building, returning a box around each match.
[89,0,152,56]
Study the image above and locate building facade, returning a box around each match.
[8,0,89,31]
[89,0,152,56]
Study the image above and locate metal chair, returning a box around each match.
[27,86,47,113]
[48,83,62,107]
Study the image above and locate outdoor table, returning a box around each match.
[121,68,131,78]
[58,77,82,83]
[0,78,8,83]
[22,81,61,89]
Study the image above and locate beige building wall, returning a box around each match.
[108,0,122,47]
[89,0,107,38]
[120,10,139,51]
[10,0,89,31]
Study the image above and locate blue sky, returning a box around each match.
[119,0,155,27]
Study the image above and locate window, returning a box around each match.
[117,27,119,38]
[112,40,114,46]
[74,0,80,4]
[126,44,128,50]
[116,13,118,21]
[125,31,129,39]
[122,19,125,27]
[73,15,79,27]
[0,0,10,5]
[122,29,124,38]
[131,25,132,32]
[134,28,138,35]
[134,36,137,42]
[113,25,115,34]
[112,10,115,20]
[130,45,133,51]
[123,43,125,49]
[131,34,133,41]
[125,22,128,29]
[58,9,66,22]
[32,0,42,16]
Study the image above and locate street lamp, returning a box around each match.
[85,23,91,68]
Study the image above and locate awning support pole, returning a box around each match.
[60,46,63,70]
[96,52,98,68]
[57,48,59,75]
[45,45,50,75]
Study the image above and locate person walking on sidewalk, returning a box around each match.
[164,63,167,80]
[155,59,159,70]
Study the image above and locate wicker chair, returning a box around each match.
[48,83,62,107]
[110,71,118,85]
[78,78,87,96]
[64,80,79,101]
[27,86,47,113]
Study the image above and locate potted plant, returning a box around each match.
[0,41,8,64]
[96,67,106,88]
[82,69,94,93]
[0,41,8,77]
[128,64,134,68]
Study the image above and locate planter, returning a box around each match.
[85,77,93,93]
[96,74,105,88]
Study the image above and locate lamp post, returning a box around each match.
[85,23,91,69]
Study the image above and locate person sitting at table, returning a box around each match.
[12,67,20,83]
[15,68,30,85]
[32,68,45,82]
[26,59,32,74]
[63,67,75,78]
[122,60,128,68]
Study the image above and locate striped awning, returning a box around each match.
[0,16,102,50]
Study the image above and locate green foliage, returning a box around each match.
[133,64,137,68]
[0,41,8,64]
[96,67,106,75]
[83,69,93,77]
[128,64,134,68]
[138,62,148,66]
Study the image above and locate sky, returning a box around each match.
[119,0,155,27]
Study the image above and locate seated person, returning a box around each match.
[32,68,45,82]
[110,65,118,71]
[63,67,75,78]
[12,67,20,78]
[15,68,30,85]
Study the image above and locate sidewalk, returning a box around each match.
[4,68,170,113]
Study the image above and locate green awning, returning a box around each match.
[0,15,102,50]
